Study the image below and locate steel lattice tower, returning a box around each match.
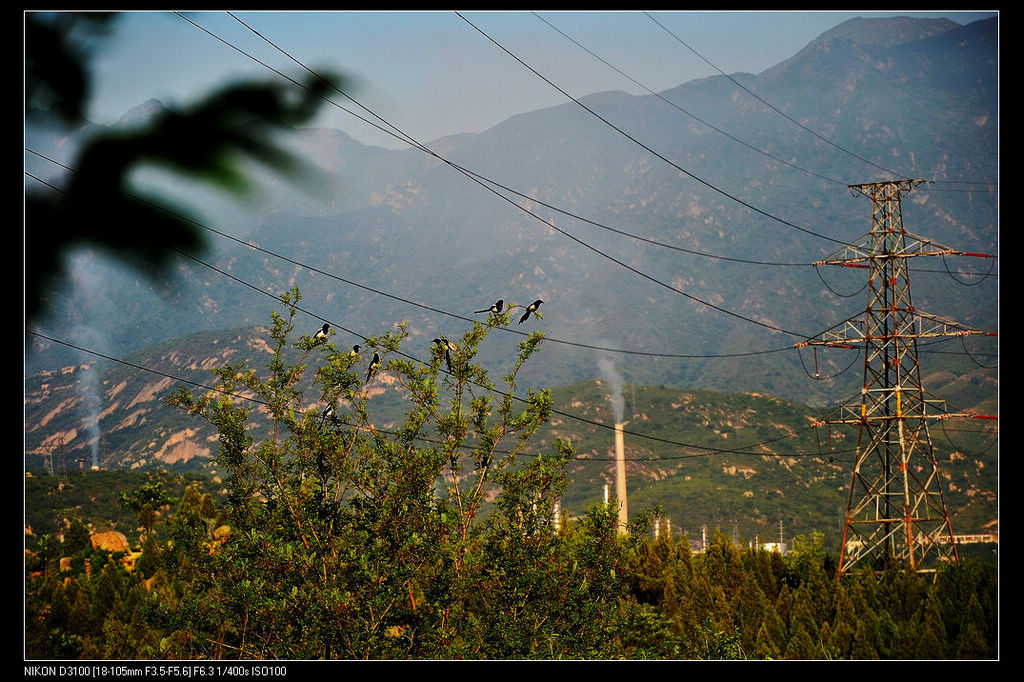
[799,179,995,577]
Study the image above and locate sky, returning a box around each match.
[77,10,998,149]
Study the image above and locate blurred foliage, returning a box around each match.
[24,11,339,324]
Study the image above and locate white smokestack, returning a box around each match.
[615,421,628,534]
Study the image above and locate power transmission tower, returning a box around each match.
[799,179,996,577]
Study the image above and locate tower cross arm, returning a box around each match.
[812,231,987,266]
[794,312,995,348]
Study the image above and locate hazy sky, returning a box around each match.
[75,10,996,149]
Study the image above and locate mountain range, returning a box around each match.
[24,16,999,543]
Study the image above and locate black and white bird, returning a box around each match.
[432,336,458,373]
[518,299,544,324]
[365,352,381,382]
[319,403,337,427]
[474,299,503,315]
[312,323,331,344]
[350,344,361,357]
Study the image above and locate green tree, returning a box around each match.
[119,481,176,539]
[914,592,949,659]
[850,614,882,660]
[136,533,163,579]
[786,588,822,659]
[63,518,92,556]
[686,617,745,660]
[828,581,857,658]
[754,619,781,659]
[699,530,745,594]
[733,572,769,654]
[159,289,656,659]
[783,619,818,660]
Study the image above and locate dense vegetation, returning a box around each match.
[24,516,998,660]
[25,470,223,541]
[25,291,997,660]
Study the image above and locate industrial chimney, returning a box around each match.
[615,421,629,534]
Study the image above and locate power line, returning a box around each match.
[456,10,850,248]
[152,242,995,456]
[212,12,996,336]
[87,14,817,340]
[26,330,270,408]
[642,16,997,194]
[26,133,994,369]
[220,12,832,268]
[532,11,850,188]
[535,14,994,197]
[28,325,850,462]
[29,161,987,372]
[198,14,818,271]
[24,155,799,360]
[170,247,812,456]
[25,169,993,459]
[28,18,995,350]
[643,11,907,181]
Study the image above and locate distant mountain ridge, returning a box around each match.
[812,15,959,46]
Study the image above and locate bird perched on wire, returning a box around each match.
[474,299,503,315]
[312,322,331,344]
[365,352,381,383]
[518,300,543,324]
[432,336,458,373]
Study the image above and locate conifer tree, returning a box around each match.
[64,518,92,556]
[914,593,947,659]
[754,620,780,659]
[783,620,818,660]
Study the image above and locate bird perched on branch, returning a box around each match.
[365,352,381,383]
[518,300,543,324]
[474,299,503,315]
[350,344,361,356]
[432,336,458,373]
[319,403,337,428]
[313,322,331,343]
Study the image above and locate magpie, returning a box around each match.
[518,300,543,324]
[319,403,337,427]
[313,322,331,343]
[432,336,458,373]
[365,352,381,382]
[474,299,503,315]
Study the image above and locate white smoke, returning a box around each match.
[597,353,625,423]
[68,252,109,468]
[78,350,103,468]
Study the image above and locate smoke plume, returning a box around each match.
[596,353,625,423]
[68,252,109,468]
